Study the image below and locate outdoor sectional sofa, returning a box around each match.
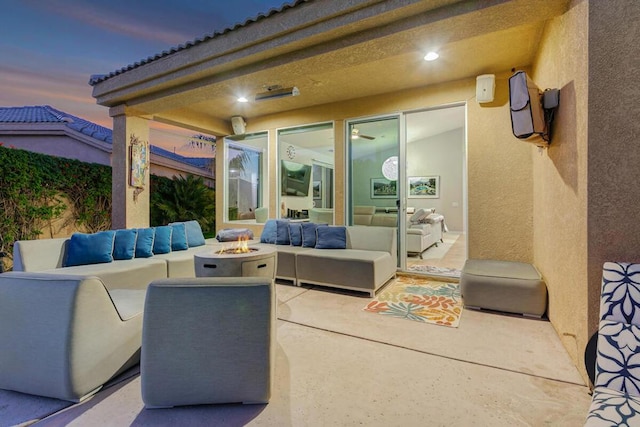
[0,220,219,402]
[254,220,397,297]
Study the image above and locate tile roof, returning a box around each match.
[88,0,306,86]
[0,106,212,171]
[0,105,112,143]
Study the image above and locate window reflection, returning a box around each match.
[277,123,334,223]
[224,132,268,222]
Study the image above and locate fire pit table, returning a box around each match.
[194,245,276,279]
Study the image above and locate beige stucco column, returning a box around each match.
[110,105,151,229]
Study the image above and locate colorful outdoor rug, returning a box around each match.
[407,264,461,278]
[364,276,462,327]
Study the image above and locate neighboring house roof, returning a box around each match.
[0,105,112,143]
[0,106,212,172]
[88,0,306,85]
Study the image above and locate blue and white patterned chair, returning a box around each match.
[585,262,640,426]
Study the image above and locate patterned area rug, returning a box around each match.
[407,264,461,278]
[364,276,462,327]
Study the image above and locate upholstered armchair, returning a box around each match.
[585,262,640,425]
[141,277,276,407]
[0,272,145,402]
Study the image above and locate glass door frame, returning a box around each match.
[345,114,404,269]
[346,102,468,274]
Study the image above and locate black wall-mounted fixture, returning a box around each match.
[509,71,559,146]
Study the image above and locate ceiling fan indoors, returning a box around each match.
[351,128,375,140]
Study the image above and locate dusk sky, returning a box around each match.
[0,0,289,136]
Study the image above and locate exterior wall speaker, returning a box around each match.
[476,74,495,103]
[231,116,246,135]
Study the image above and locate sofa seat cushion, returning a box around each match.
[253,243,311,280]
[153,245,222,278]
[407,223,433,236]
[108,289,147,320]
[40,258,168,291]
[296,249,396,293]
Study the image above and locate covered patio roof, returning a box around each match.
[89,0,569,135]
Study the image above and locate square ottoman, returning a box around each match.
[460,259,547,317]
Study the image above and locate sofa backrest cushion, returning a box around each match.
[315,226,347,249]
[288,223,303,246]
[64,231,116,267]
[113,229,138,260]
[170,223,188,251]
[301,222,327,248]
[275,220,291,245]
[346,226,396,255]
[184,220,206,247]
[371,213,397,227]
[153,226,173,254]
[353,206,375,226]
[13,238,68,271]
[135,228,156,258]
[409,208,429,223]
[260,220,277,244]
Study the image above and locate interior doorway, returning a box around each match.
[403,105,467,275]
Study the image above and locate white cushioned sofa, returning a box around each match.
[255,220,397,297]
[353,206,444,258]
[0,220,219,402]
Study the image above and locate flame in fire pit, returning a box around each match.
[219,235,255,254]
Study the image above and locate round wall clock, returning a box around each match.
[286,145,296,159]
[382,156,398,181]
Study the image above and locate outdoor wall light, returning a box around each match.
[237,96,248,103]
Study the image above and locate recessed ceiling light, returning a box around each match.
[237,96,248,103]
[424,52,439,61]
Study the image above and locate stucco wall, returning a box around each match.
[0,134,111,165]
[586,0,640,372]
[531,0,589,381]
[466,73,534,261]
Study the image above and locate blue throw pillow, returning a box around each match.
[315,226,347,249]
[64,230,116,267]
[275,220,290,245]
[153,226,172,254]
[301,222,327,248]
[170,223,188,251]
[184,220,206,247]
[288,222,303,246]
[260,219,277,244]
[135,228,155,258]
[113,229,137,260]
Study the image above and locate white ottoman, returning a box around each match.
[460,259,547,317]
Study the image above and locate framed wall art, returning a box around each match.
[370,177,397,199]
[408,176,439,198]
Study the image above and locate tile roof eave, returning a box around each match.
[88,1,307,86]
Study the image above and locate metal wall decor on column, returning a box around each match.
[129,134,149,202]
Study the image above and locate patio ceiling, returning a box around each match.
[91,0,570,136]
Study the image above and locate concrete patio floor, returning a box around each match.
[12,279,591,426]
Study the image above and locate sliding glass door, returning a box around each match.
[347,105,467,275]
[346,116,402,265]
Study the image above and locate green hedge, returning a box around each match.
[0,145,215,270]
